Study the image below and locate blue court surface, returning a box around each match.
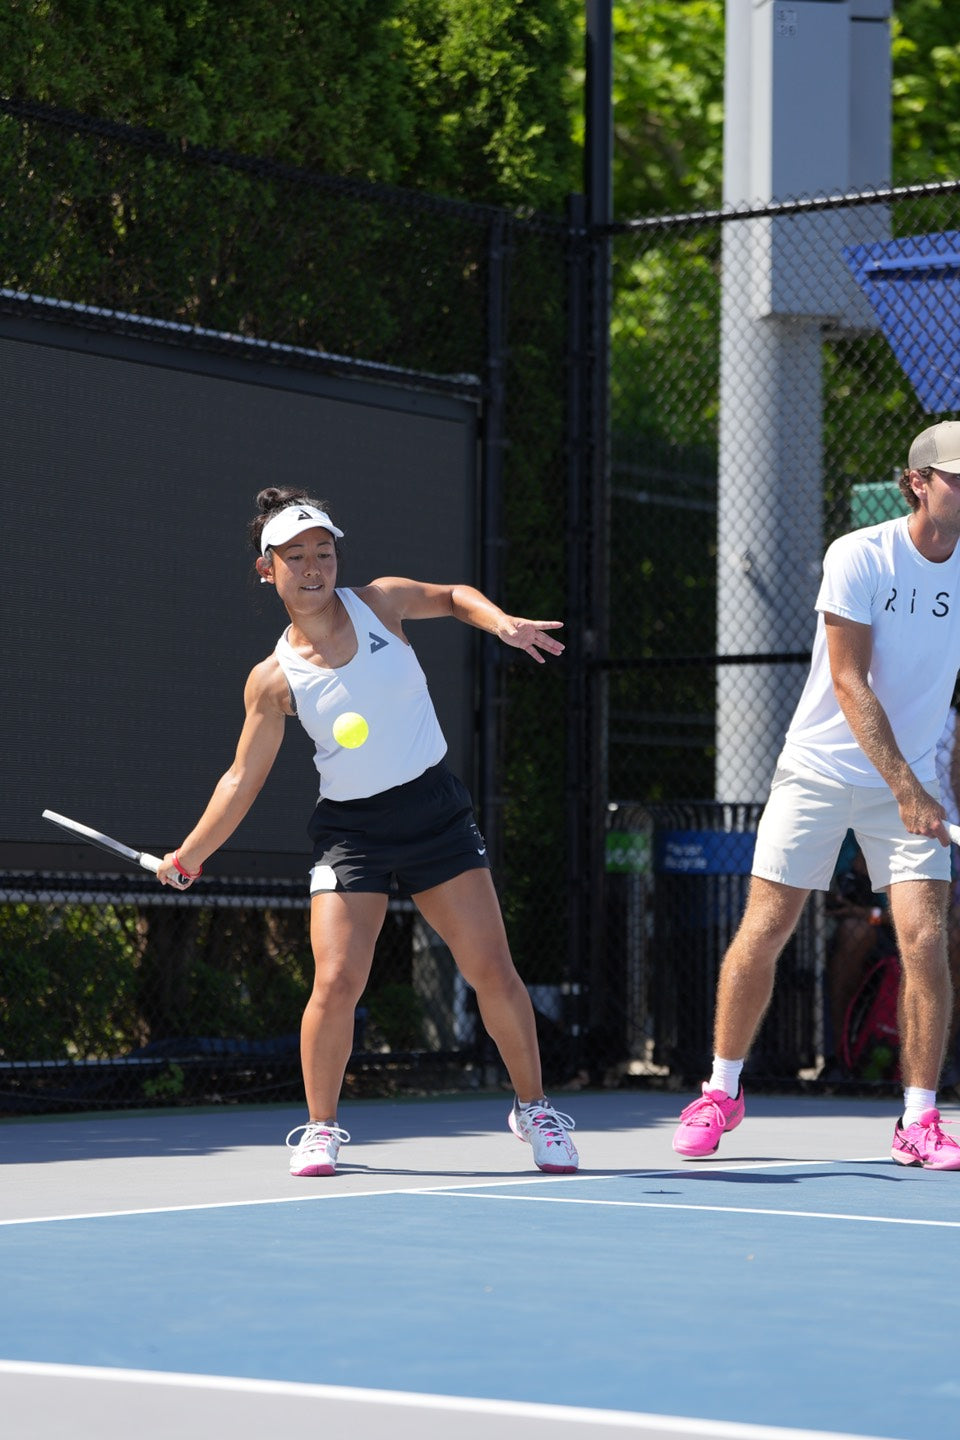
[2,1089,958,1439]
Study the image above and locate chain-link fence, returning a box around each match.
[0,875,491,1112]
[0,99,580,1112]
[605,180,960,1092]
[4,95,960,1111]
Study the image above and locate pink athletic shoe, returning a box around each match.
[672,1083,745,1158]
[891,1109,960,1170]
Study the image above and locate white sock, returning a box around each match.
[708,1057,744,1100]
[902,1087,937,1128]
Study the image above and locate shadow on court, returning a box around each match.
[0,1087,938,1175]
[0,1090,677,1165]
[657,1166,904,1185]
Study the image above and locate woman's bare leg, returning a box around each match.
[414,868,544,1101]
[302,891,388,1119]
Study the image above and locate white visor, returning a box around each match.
[260,505,344,555]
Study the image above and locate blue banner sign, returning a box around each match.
[655,829,756,876]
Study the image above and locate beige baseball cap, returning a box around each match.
[908,421,960,475]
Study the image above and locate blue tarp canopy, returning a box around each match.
[844,231,960,412]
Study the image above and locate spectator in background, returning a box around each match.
[821,833,895,1081]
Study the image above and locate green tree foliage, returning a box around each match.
[604,0,724,217]
[399,0,579,207]
[600,7,725,800]
[893,0,960,183]
[0,903,142,1060]
[0,0,579,413]
[594,0,960,218]
[1,0,578,208]
[2,1,417,176]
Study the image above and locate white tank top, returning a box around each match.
[274,588,447,801]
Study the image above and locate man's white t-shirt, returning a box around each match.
[779,516,960,786]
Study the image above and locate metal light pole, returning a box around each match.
[568,0,613,1046]
[716,0,891,801]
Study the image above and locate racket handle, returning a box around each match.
[142,853,195,888]
[141,853,191,886]
[948,824,960,848]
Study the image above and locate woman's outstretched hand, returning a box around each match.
[497,618,565,663]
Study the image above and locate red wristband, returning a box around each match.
[173,852,203,880]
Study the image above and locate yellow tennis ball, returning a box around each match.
[332,711,369,749]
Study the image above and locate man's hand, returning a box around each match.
[898,783,950,846]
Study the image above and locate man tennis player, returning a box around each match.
[673,421,960,1169]
[155,488,579,1178]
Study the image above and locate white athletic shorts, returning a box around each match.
[751,764,951,892]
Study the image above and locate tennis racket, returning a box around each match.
[41,809,188,885]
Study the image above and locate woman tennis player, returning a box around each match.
[156,488,579,1178]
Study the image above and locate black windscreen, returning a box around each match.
[1,319,478,880]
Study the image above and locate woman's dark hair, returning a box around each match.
[897,466,928,514]
[249,487,340,554]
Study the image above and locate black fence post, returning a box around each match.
[565,193,590,1071]
[582,0,614,1072]
[479,212,509,869]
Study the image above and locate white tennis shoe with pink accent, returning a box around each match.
[286,1121,351,1176]
[509,1099,579,1172]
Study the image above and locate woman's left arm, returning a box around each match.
[361,578,564,664]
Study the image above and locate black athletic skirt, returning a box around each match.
[307,761,491,896]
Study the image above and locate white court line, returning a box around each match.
[426,1189,960,1227]
[0,1156,900,1227]
[0,1360,893,1440]
[0,1167,627,1227]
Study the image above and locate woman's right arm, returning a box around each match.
[156,658,289,888]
